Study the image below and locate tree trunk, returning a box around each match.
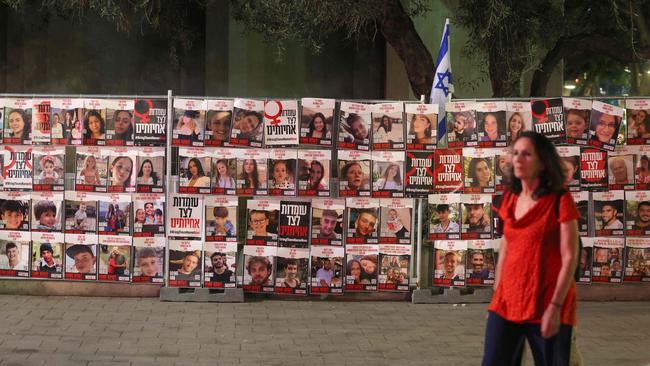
[377,0,435,99]
[488,48,524,97]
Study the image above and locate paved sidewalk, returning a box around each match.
[0,295,648,366]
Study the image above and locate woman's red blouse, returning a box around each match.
[488,191,579,326]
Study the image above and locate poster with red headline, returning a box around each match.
[274,247,309,295]
[82,98,108,146]
[50,98,84,145]
[0,230,30,278]
[346,197,380,245]
[588,101,623,151]
[494,148,513,192]
[133,99,167,146]
[264,99,299,146]
[75,146,108,192]
[460,194,492,240]
[572,191,589,236]
[172,98,206,147]
[297,149,331,197]
[246,199,279,246]
[475,101,507,148]
[338,102,371,151]
[557,146,581,192]
[608,146,636,191]
[104,99,135,146]
[30,232,64,279]
[428,194,462,240]
[372,151,405,198]
[463,147,495,194]
[531,98,565,144]
[378,244,410,291]
[3,98,33,145]
[577,237,594,284]
[107,148,137,193]
[635,145,650,190]
[625,99,650,145]
[132,236,165,283]
[97,193,131,236]
[379,198,412,244]
[310,198,345,246]
[345,244,379,292]
[434,149,463,193]
[278,200,311,248]
[580,147,608,191]
[300,97,335,146]
[135,147,165,193]
[168,194,203,239]
[593,191,625,237]
[505,101,532,146]
[31,99,51,145]
[204,196,237,242]
[243,245,276,293]
[2,145,33,191]
[0,191,30,232]
[210,148,237,195]
[563,98,591,145]
[64,242,98,281]
[591,237,624,283]
[203,241,237,288]
[98,235,132,282]
[32,146,65,191]
[371,102,404,150]
[625,191,650,237]
[133,193,165,237]
[230,98,265,148]
[623,237,650,282]
[64,191,99,235]
[338,150,371,197]
[204,99,233,147]
[433,240,466,287]
[465,239,497,286]
[310,245,344,295]
[404,151,435,197]
[178,147,211,194]
[31,192,63,233]
[268,148,297,196]
[235,148,268,196]
[167,239,202,287]
[445,101,477,147]
[405,103,437,150]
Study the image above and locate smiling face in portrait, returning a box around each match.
[141,161,153,177]
[3,210,23,229]
[88,115,102,134]
[273,162,288,183]
[413,114,431,134]
[355,212,377,237]
[474,160,491,187]
[595,113,617,143]
[112,157,133,185]
[566,111,587,138]
[211,114,230,138]
[139,255,159,276]
[188,160,199,177]
[483,114,498,139]
[509,114,523,134]
[243,159,255,175]
[8,111,25,135]
[313,116,325,132]
[309,162,323,183]
[217,161,228,177]
[181,254,198,274]
[114,111,131,134]
[349,261,361,280]
[240,114,259,134]
[350,118,368,140]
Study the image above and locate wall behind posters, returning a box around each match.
[0,3,385,99]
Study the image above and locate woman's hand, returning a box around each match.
[540,304,561,339]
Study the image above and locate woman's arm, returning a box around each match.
[493,237,507,290]
[541,219,579,338]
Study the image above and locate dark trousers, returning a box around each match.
[482,311,572,366]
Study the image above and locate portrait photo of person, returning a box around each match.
[65,244,97,274]
[300,100,335,145]
[136,157,163,188]
[495,153,514,188]
[179,157,211,188]
[339,160,370,194]
[237,158,268,191]
[247,209,278,239]
[346,254,378,287]
[589,108,622,147]
[627,108,650,140]
[206,251,235,284]
[0,241,29,272]
[565,108,590,140]
[312,257,343,289]
[83,110,106,143]
[407,113,436,145]
[463,203,491,234]
[311,208,343,240]
[108,155,135,191]
[0,199,29,231]
[506,112,525,145]
[64,200,97,233]
[348,208,379,239]
[631,201,650,231]
[371,113,403,147]
[608,155,634,186]
[170,250,201,281]
[205,206,236,238]
[560,155,580,188]
[32,199,62,231]
[346,257,362,285]
[98,201,130,234]
[133,246,164,278]
[467,250,493,280]
[430,204,460,234]
[379,254,409,287]
[50,112,64,140]
[596,202,624,230]
[4,108,32,144]
[637,154,650,187]
[206,110,232,143]
[298,159,329,193]
[231,109,263,144]
[276,257,308,289]
[212,159,236,190]
[447,111,476,144]
[269,159,296,190]
[339,112,370,147]
[109,110,134,142]
[174,110,203,144]
[245,255,273,286]
[34,155,64,186]
[436,250,464,281]
[478,111,506,143]
[31,242,62,274]
[373,162,404,192]
[99,245,130,278]
[578,246,593,279]
[380,207,411,239]
[75,152,108,188]
[305,112,331,140]
[465,157,494,190]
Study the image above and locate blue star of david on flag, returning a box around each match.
[430,19,453,144]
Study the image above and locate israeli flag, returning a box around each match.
[430,19,453,144]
